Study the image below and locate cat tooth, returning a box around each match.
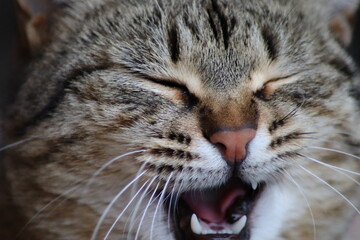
[231,215,247,234]
[251,181,257,190]
[190,214,202,234]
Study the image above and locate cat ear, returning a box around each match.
[326,0,359,46]
[16,0,68,55]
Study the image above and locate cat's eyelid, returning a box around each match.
[251,69,300,91]
[254,72,300,100]
[141,75,200,107]
[142,76,189,92]
[264,72,300,86]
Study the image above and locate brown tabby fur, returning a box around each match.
[2,0,360,239]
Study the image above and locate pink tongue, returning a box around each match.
[182,186,246,223]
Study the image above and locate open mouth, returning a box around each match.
[169,178,265,240]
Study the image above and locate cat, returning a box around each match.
[2,0,360,239]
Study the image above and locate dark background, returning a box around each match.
[0,1,18,238]
[0,1,20,239]
[1,0,360,239]
[1,0,18,115]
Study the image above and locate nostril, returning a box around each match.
[214,142,227,153]
[209,128,256,164]
[213,142,228,160]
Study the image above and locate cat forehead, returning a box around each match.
[103,0,314,92]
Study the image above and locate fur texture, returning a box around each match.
[3,0,360,239]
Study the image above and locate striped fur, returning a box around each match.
[3,0,360,239]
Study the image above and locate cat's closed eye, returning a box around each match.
[144,77,199,108]
[254,73,300,100]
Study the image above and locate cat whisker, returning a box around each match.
[16,183,82,239]
[278,91,306,122]
[167,177,180,231]
[164,175,186,234]
[90,171,147,240]
[150,173,174,240]
[299,153,360,176]
[299,154,360,189]
[20,149,142,230]
[81,149,146,196]
[174,178,185,207]
[283,169,317,240]
[307,146,360,160]
[128,179,172,238]
[309,131,360,145]
[104,176,156,240]
[126,156,155,233]
[126,174,157,239]
[134,181,161,240]
[131,156,153,197]
[298,165,360,214]
[0,136,37,152]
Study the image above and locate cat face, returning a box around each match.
[4,0,360,240]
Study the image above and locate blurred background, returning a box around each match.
[1,0,18,115]
[0,1,20,239]
[1,0,360,239]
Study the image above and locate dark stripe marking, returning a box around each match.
[168,22,180,63]
[151,148,195,161]
[327,57,354,78]
[261,27,278,61]
[270,132,314,148]
[207,8,219,41]
[211,0,230,49]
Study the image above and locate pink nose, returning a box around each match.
[209,128,256,164]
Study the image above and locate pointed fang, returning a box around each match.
[190,214,202,234]
[251,181,257,190]
[231,215,247,234]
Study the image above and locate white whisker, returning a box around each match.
[300,154,360,176]
[0,136,37,152]
[82,150,146,196]
[150,173,174,240]
[17,183,81,238]
[91,171,147,240]
[299,165,360,214]
[167,177,179,231]
[104,177,155,240]
[173,179,185,217]
[126,182,155,238]
[125,174,157,238]
[131,157,152,197]
[126,158,153,236]
[134,181,160,240]
[300,154,360,187]
[308,146,360,160]
[283,170,317,240]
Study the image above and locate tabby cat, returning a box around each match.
[3,0,360,239]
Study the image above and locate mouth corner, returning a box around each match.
[166,178,265,240]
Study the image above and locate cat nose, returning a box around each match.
[209,128,256,164]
